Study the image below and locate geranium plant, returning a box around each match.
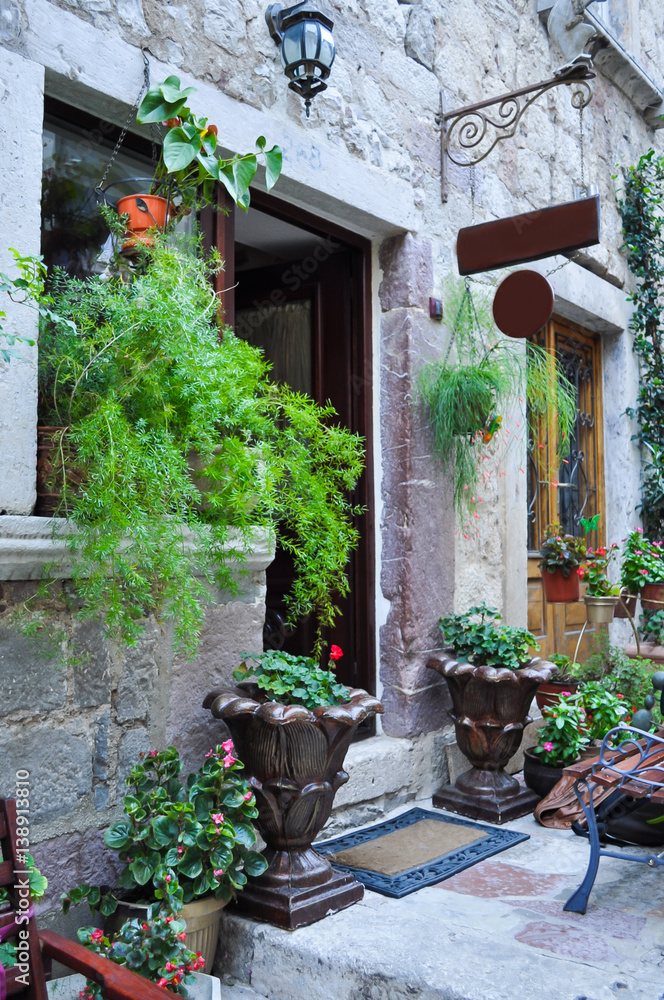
[539,523,587,578]
[534,696,590,767]
[63,743,266,915]
[620,528,655,594]
[77,870,203,998]
[578,543,620,596]
[438,604,538,672]
[135,76,282,213]
[233,645,350,710]
[579,682,628,741]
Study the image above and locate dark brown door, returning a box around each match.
[227,203,374,695]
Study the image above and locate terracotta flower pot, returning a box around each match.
[535,679,579,712]
[614,590,638,619]
[523,747,565,799]
[642,583,664,612]
[203,686,383,929]
[116,194,171,235]
[541,567,580,603]
[426,654,554,823]
[583,594,619,623]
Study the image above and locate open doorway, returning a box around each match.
[206,193,375,695]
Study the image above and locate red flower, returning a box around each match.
[329,645,343,660]
[178,932,187,941]
[90,929,104,941]
[157,979,168,988]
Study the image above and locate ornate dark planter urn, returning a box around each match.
[426,654,554,824]
[202,687,383,930]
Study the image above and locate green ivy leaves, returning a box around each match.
[439,603,538,672]
[234,650,351,709]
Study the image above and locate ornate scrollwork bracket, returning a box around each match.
[439,56,596,203]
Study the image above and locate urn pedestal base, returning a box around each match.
[433,767,541,824]
[235,847,364,929]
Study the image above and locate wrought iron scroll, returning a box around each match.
[440,58,596,202]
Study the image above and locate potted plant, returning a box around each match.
[111,75,282,244]
[578,543,621,622]
[63,744,267,971]
[538,523,587,603]
[36,233,365,655]
[525,696,590,798]
[426,604,554,823]
[636,538,664,611]
[616,528,651,617]
[204,645,383,929]
[418,281,576,518]
[535,653,581,711]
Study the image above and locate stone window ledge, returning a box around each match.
[537,0,664,127]
[0,516,275,581]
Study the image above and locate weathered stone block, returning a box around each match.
[115,630,157,722]
[73,621,111,707]
[93,711,109,780]
[116,727,151,794]
[379,682,450,739]
[405,6,435,70]
[0,627,66,716]
[378,234,433,312]
[0,728,91,820]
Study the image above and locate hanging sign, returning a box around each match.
[456,195,600,275]
[492,270,555,339]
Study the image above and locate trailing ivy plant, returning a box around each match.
[617,149,664,537]
[37,233,364,655]
[418,279,576,516]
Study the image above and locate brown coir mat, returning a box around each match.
[316,808,529,898]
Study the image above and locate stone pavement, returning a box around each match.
[215,801,664,1000]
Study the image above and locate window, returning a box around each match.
[527,316,605,660]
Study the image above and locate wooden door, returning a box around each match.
[527,317,605,661]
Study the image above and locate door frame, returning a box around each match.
[204,188,376,695]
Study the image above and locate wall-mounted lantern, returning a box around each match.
[265,1,335,117]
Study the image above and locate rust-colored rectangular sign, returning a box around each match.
[456,195,600,275]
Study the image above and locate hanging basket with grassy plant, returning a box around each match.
[418,278,576,517]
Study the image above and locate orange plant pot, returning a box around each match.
[116,194,171,234]
[541,568,580,604]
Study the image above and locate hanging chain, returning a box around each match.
[470,163,476,225]
[444,276,487,364]
[578,103,586,193]
[96,49,151,196]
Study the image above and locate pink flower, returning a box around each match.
[221,739,234,753]
[561,691,572,697]
[177,846,184,854]
[90,929,104,941]
[543,742,553,752]
[212,812,224,824]
[329,645,343,661]
[178,932,187,941]
[635,550,643,556]
[205,749,217,758]
[158,979,168,988]
[640,569,649,575]
[149,750,158,758]
[243,792,253,801]
[141,923,149,931]
[164,874,172,882]
[165,963,177,972]
[636,527,644,532]
[214,868,224,877]
[223,754,236,768]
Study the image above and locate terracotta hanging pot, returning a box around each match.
[541,567,580,604]
[116,194,171,235]
[203,686,383,929]
[642,583,664,612]
[583,594,619,624]
[426,654,554,823]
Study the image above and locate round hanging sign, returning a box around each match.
[492,270,555,339]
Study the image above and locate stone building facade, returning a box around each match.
[0,0,663,923]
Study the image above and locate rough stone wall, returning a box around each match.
[0,566,267,920]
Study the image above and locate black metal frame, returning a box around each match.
[564,726,664,914]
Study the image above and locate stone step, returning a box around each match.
[216,806,664,1000]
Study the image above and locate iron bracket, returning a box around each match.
[440,55,596,202]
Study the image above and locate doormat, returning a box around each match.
[316,807,529,898]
